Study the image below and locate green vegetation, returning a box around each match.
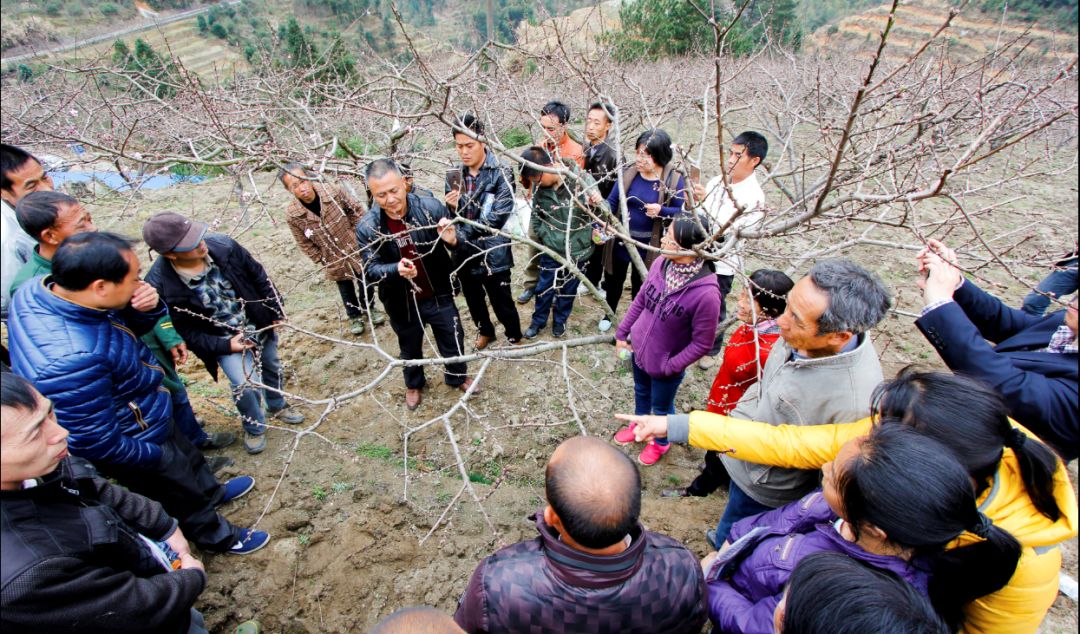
[111,38,182,98]
[312,484,329,501]
[499,127,532,149]
[354,442,394,460]
[979,0,1078,32]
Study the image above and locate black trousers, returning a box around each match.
[686,450,732,496]
[336,276,372,318]
[385,293,467,389]
[582,245,606,288]
[602,255,645,314]
[98,424,239,552]
[707,273,735,356]
[461,270,523,341]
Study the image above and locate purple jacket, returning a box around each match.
[616,258,721,377]
[708,491,931,634]
[455,512,707,634]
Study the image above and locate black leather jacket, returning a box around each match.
[445,151,517,276]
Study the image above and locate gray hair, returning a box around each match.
[808,258,892,335]
[364,158,402,182]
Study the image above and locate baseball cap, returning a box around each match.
[142,212,208,254]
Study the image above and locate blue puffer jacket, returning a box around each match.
[8,277,173,468]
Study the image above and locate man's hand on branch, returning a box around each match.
[229,333,256,352]
[437,218,457,246]
[613,413,668,443]
[169,342,188,366]
[917,239,963,306]
[398,258,418,279]
[692,182,707,203]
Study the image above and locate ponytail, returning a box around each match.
[840,425,1022,631]
[872,367,1063,521]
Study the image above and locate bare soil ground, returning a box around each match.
[80,162,1078,632]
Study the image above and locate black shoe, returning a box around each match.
[206,455,234,474]
[524,324,543,339]
[197,431,237,451]
[552,322,566,338]
[660,487,690,498]
[516,288,536,304]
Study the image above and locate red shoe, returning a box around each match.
[638,442,670,466]
[613,423,637,445]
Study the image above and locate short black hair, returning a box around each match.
[540,100,570,124]
[365,158,403,182]
[588,101,617,123]
[452,112,485,138]
[1,143,39,192]
[747,268,794,318]
[519,146,553,180]
[635,129,673,168]
[16,191,79,242]
[545,437,641,549]
[732,131,768,164]
[51,232,136,291]
[671,215,711,250]
[782,552,949,634]
[1,372,39,412]
[277,162,316,186]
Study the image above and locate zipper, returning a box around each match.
[778,535,796,561]
[127,402,148,431]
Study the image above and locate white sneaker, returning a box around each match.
[598,318,613,333]
[577,284,589,296]
[598,288,607,301]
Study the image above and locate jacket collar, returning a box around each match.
[531,510,647,589]
[29,275,111,322]
[285,182,328,220]
[1,458,79,501]
[778,333,875,369]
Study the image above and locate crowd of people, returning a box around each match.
[0,92,1077,634]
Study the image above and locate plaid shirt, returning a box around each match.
[175,257,247,333]
[1045,324,1078,354]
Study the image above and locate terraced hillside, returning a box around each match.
[808,0,1077,63]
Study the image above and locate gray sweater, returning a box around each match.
[693,335,882,508]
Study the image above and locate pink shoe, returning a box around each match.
[638,442,670,466]
[613,423,637,445]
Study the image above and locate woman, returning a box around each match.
[774,552,948,634]
[706,425,1020,633]
[611,216,720,465]
[600,128,687,332]
[618,369,1077,633]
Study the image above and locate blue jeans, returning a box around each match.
[1022,256,1078,316]
[530,254,585,329]
[217,330,286,435]
[714,481,774,545]
[632,359,684,447]
[188,609,208,634]
[171,386,208,446]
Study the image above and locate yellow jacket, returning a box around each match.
[684,411,1078,634]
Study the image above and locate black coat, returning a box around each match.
[444,151,516,276]
[145,233,284,380]
[1,458,205,633]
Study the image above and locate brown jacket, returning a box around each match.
[285,182,366,281]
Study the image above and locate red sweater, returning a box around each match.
[705,323,781,414]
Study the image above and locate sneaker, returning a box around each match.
[349,317,365,335]
[705,528,719,550]
[613,423,637,445]
[235,621,262,634]
[197,431,237,451]
[219,475,255,505]
[552,322,566,338]
[576,283,589,297]
[598,318,613,333]
[524,324,543,339]
[244,432,266,454]
[638,441,670,466]
[661,487,691,498]
[369,308,387,326]
[206,455,235,474]
[697,355,718,370]
[269,407,305,425]
[516,288,536,304]
[228,528,271,555]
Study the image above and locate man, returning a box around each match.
[7,232,267,555]
[11,192,235,470]
[143,212,305,455]
[355,159,475,411]
[519,146,606,339]
[918,238,1078,460]
[694,131,769,369]
[280,163,386,336]
[672,258,890,545]
[1,373,210,633]
[454,436,707,633]
[0,144,50,364]
[517,100,586,304]
[444,114,522,349]
[580,101,621,299]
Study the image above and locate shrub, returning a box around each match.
[100,3,122,18]
[499,127,532,149]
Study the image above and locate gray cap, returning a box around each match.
[142,212,208,254]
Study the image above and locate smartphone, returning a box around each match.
[445,168,463,192]
[688,163,701,185]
